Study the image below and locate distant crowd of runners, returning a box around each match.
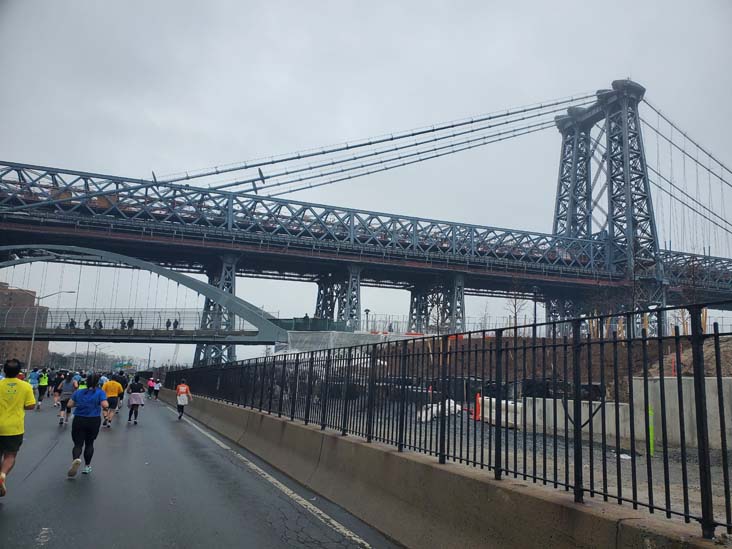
[0,359,192,496]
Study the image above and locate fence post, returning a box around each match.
[258,357,267,411]
[320,349,332,431]
[341,348,354,436]
[304,352,314,425]
[397,340,408,452]
[290,354,300,421]
[689,305,715,539]
[366,345,377,443]
[438,335,449,465]
[572,318,584,503]
[494,329,503,480]
[277,355,287,417]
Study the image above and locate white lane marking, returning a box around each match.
[168,408,372,548]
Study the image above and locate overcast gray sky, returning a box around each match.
[1,1,731,365]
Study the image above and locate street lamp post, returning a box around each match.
[364,309,371,331]
[26,290,76,369]
[91,343,109,372]
[531,286,540,338]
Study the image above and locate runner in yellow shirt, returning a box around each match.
[0,358,36,497]
[101,378,124,429]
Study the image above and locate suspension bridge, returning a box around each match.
[1,79,731,364]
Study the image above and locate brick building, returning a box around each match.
[0,282,49,368]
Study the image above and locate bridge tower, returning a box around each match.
[550,79,665,319]
[193,254,239,365]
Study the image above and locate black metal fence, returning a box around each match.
[164,302,732,539]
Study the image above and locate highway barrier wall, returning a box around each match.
[480,377,732,450]
[159,388,715,549]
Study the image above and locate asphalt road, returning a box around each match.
[0,399,398,549]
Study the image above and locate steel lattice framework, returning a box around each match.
[1,79,732,365]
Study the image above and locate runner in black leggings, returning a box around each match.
[66,374,109,477]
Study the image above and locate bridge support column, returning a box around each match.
[315,275,339,321]
[408,286,430,333]
[440,274,465,333]
[194,254,238,366]
[337,265,361,327]
[408,275,465,334]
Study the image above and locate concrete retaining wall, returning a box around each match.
[160,388,715,549]
[481,377,732,450]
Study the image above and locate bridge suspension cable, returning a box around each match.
[158,92,595,188]
[640,99,732,257]
[208,102,587,194]
[268,119,557,197]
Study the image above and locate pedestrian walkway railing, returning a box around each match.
[0,307,254,332]
[165,301,732,539]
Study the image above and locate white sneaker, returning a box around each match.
[67,458,82,477]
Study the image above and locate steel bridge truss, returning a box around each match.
[0,157,729,296]
[1,80,731,337]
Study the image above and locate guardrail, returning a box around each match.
[166,301,732,539]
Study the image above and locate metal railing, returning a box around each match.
[0,308,254,332]
[165,301,732,539]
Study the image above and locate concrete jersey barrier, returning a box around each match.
[158,388,716,549]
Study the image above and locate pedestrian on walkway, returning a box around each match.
[58,374,77,426]
[153,379,162,400]
[66,374,109,477]
[175,379,192,420]
[0,359,36,497]
[101,377,123,428]
[126,375,146,425]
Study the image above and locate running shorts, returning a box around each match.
[107,397,119,409]
[0,434,24,453]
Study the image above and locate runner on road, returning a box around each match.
[101,377,123,428]
[126,375,146,425]
[147,378,155,399]
[27,368,40,409]
[175,379,192,420]
[66,374,109,477]
[51,370,64,407]
[0,359,36,497]
[37,369,49,409]
[58,374,78,426]
[153,379,162,400]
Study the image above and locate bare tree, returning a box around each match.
[504,294,528,333]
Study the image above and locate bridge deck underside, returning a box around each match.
[2,212,731,309]
[0,218,625,299]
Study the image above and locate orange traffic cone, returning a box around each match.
[474,393,481,421]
